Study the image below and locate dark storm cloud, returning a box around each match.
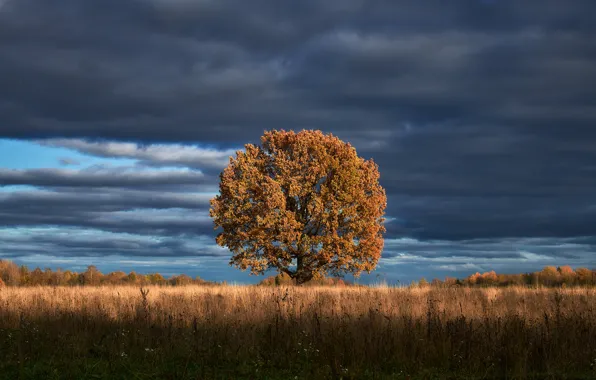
[0,208,214,237]
[0,167,208,188]
[384,194,596,241]
[0,0,595,263]
[0,187,213,237]
[0,229,227,258]
[0,188,211,211]
[0,0,594,143]
[381,237,594,261]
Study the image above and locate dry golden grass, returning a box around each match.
[1,285,595,379]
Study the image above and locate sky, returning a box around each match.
[0,0,595,284]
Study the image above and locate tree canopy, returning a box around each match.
[210,129,387,284]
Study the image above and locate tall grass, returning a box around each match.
[1,286,595,379]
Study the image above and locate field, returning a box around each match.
[1,286,595,379]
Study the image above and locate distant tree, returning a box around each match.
[510,274,525,286]
[169,274,193,286]
[444,276,457,287]
[274,272,294,286]
[258,276,276,286]
[576,268,592,285]
[30,268,44,286]
[19,265,30,285]
[63,270,78,286]
[82,265,102,286]
[466,272,481,286]
[541,266,560,286]
[105,271,127,285]
[43,268,54,285]
[126,271,139,285]
[418,278,429,287]
[496,274,508,286]
[558,266,576,286]
[531,272,541,287]
[480,271,498,286]
[210,129,387,284]
[0,260,21,286]
[148,273,167,285]
[48,268,65,286]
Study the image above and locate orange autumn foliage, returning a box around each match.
[210,130,387,284]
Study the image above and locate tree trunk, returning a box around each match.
[294,272,314,285]
[294,256,313,285]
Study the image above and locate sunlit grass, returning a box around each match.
[0,285,595,379]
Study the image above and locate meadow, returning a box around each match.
[0,285,595,379]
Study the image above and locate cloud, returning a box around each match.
[0,0,595,280]
[384,193,596,240]
[0,164,216,237]
[58,157,81,166]
[0,205,215,237]
[0,187,212,211]
[432,263,485,273]
[378,236,595,281]
[0,1,592,143]
[381,237,593,261]
[0,166,208,188]
[42,139,237,172]
[0,0,11,12]
[0,227,226,258]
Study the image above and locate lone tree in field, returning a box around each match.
[210,130,387,284]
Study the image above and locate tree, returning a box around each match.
[19,265,30,285]
[558,265,576,286]
[63,270,77,286]
[105,271,127,285]
[126,271,139,285]
[576,268,592,285]
[480,270,498,286]
[30,268,44,286]
[82,265,102,286]
[275,272,294,286]
[148,273,166,285]
[169,274,192,286]
[466,272,481,285]
[541,266,560,286]
[0,260,21,286]
[444,276,457,287]
[210,129,387,284]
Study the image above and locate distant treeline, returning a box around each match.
[1,259,595,287]
[258,266,596,288]
[0,259,349,287]
[418,266,596,288]
[0,260,214,287]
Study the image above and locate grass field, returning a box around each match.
[1,285,595,379]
